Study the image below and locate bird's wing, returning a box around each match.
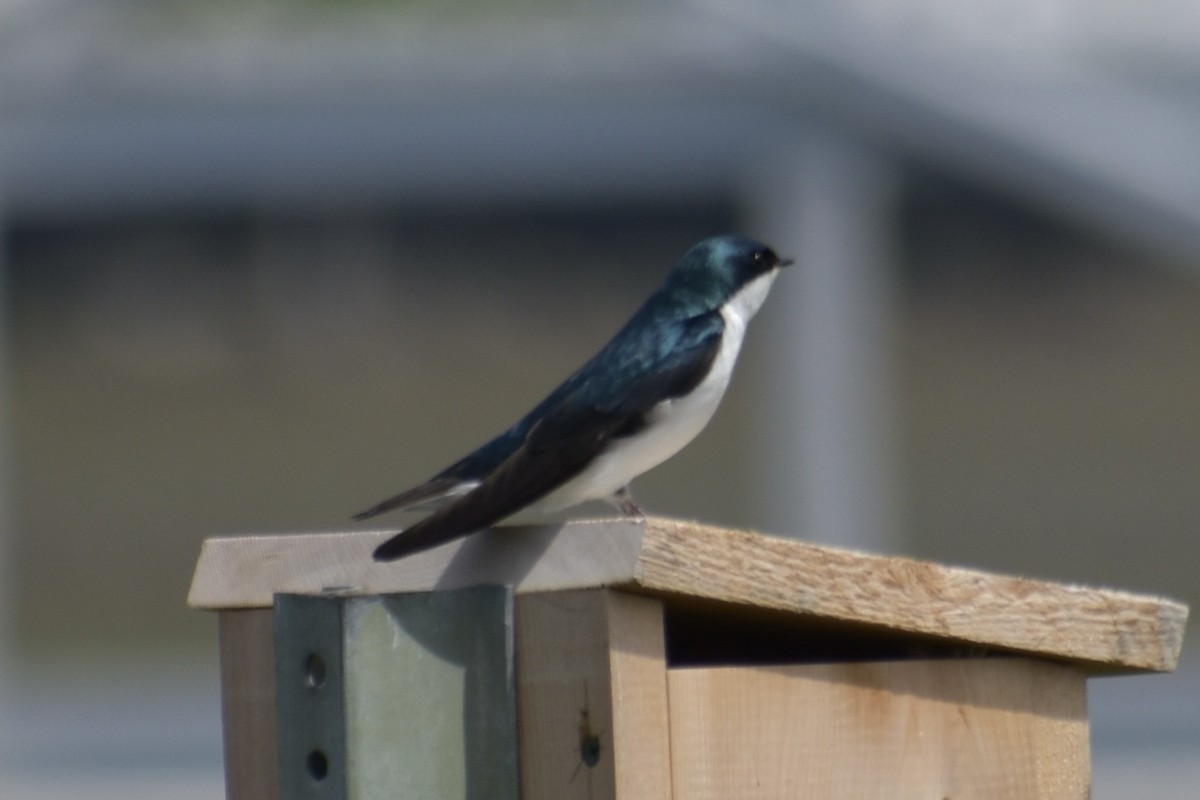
[351,475,473,521]
[372,311,724,561]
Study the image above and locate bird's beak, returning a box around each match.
[778,257,795,268]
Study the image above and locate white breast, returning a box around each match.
[536,268,780,512]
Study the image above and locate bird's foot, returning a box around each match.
[612,486,646,521]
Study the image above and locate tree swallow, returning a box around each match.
[357,234,792,561]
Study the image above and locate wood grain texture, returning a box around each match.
[515,590,671,800]
[189,516,1187,673]
[218,609,279,800]
[636,518,1187,673]
[667,659,1090,800]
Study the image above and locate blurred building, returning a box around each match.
[1,2,1198,797]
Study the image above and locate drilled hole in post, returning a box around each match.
[307,750,329,781]
[304,654,326,689]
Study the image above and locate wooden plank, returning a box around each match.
[516,590,671,800]
[188,517,1187,674]
[218,609,279,800]
[636,518,1187,673]
[667,658,1090,800]
[188,520,645,609]
[605,592,673,800]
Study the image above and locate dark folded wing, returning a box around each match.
[351,475,468,521]
[372,311,724,561]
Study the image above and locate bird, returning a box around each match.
[356,234,793,561]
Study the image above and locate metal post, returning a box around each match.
[274,587,519,800]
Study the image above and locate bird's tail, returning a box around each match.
[372,516,475,561]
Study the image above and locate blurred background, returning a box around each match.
[1,0,1198,797]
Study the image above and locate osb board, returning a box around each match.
[189,517,1186,674]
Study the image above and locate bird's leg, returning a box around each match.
[611,485,645,520]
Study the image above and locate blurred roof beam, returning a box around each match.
[1,4,1199,270]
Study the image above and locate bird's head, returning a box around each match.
[665,235,793,314]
